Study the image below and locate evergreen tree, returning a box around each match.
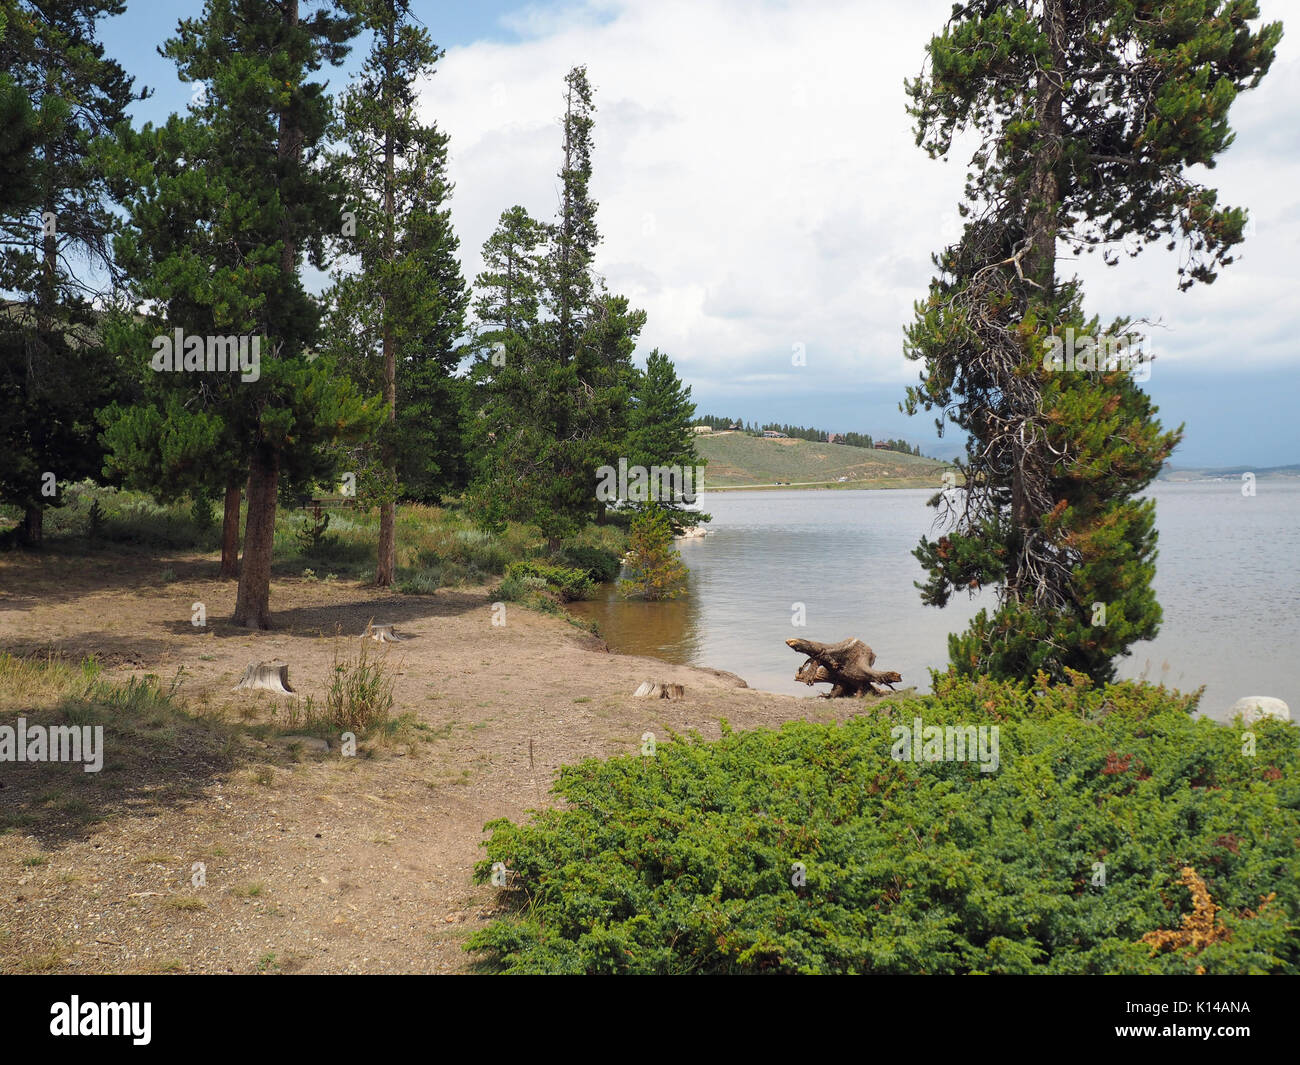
[473,205,547,348]
[470,65,642,550]
[619,506,687,601]
[322,0,467,584]
[0,0,141,545]
[100,101,257,577]
[104,0,379,625]
[0,3,38,210]
[903,0,1280,681]
[627,349,709,533]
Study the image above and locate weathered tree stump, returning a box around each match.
[233,661,295,694]
[786,637,901,697]
[361,622,403,643]
[633,681,685,700]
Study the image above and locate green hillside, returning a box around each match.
[692,431,951,489]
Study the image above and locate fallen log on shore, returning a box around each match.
[786,636,902,697]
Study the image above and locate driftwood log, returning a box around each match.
[786,637,902,698]
[233,661,295,694]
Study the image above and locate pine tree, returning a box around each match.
[903,0,1280,682]
[470,66,642,550]
[619,506,687,601]
[627,349,709,533]
[0,0,141,545]
[104,0,379,625]
[473,205,547,347]
[100,99,259,577]
[322,0,467,583]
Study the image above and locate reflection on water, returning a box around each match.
[571,590,705,663]
[568,488,987,698]
[568,484,1300,719]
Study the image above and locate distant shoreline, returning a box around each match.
[700,478,949,492]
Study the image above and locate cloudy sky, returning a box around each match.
[105,0,1300,466]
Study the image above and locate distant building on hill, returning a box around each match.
[827,432,843,444]
[874,441,890,450]
[726,422,742,431]
[692,425,712,433]
[763,430,788,439]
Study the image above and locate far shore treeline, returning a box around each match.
[691,414,927,456]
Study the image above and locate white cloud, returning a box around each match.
[420,0,1300,392]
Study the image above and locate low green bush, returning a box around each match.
[397,568,441,595]
[469,673,1300,974]
[563,545,622,584]
[504,561,593,602]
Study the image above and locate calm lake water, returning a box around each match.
[569,482,1300,720]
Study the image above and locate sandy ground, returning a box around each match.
[0,548,869,974]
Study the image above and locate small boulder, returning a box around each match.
[1229,696,1291,725]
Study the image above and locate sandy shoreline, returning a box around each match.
[0,547,872,973]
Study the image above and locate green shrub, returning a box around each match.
[504,561,593,602]
[618,507,686,600]
[41,484,216,549]
[294,508,333,555]
[189,495,217,532]
[397,568,441,595]
[469,675,1300,974]
[86,498,106,539]
[563,544,622,584]
[494,573,549,602]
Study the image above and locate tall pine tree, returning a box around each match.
[322,0,467,585]
[903,0,1281,681]
[104,0,380,624]
[470,66,641,550]
[0,0,141,545]
[627,348,708,534]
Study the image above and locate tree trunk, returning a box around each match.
[376,54,396,589]
[220,478,242,579]
[786,636,902,697]
[1025,0,1064,292]
[233,0,297,624]
[1010,0,1066,575]
[21,503,43,547]
[276,0,302,281]
[233,661,294,694]
[233,452,279,629]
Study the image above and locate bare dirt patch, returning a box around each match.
[0,546,871,973]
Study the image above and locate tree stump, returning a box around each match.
[786,637,902,697]
[233,661,295,694]
[633,681,685,700]
[361,622,403,643]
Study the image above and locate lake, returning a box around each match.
[568,482,1300,720]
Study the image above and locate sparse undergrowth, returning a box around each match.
[0,483,626,591]
[0,654,240,838]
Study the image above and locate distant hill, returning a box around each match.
[693,431,952,489]
[1159,463,1300,481]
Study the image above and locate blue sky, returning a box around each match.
[95,0,1300,468]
